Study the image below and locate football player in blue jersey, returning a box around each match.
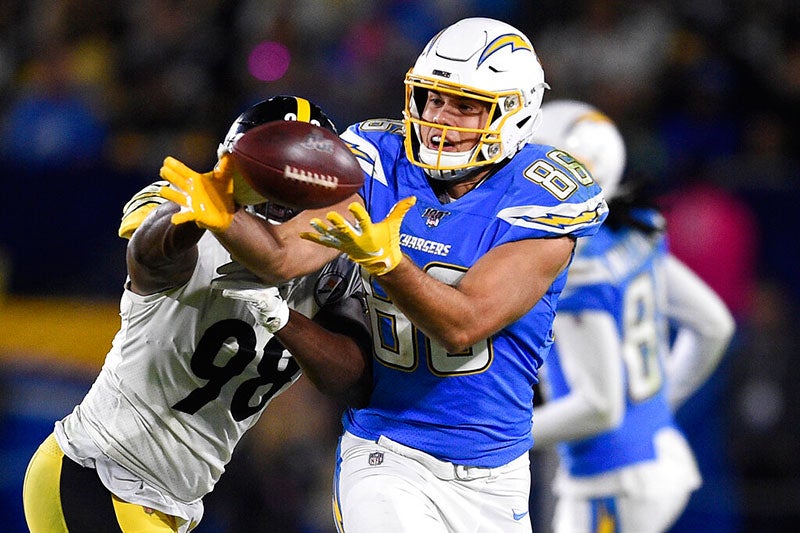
[530,100,736,533]
[160,18,608,533]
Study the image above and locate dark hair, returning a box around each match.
[603,176,665,236]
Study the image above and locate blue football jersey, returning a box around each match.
[547,208,676,476]
[338,119,608,468]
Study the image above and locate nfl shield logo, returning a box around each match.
[368,451,384,466]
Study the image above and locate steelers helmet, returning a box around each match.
[533,100,626,199]
[404,17,549,181]
[218,95,337,212]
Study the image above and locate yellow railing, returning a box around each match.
[0,296,120,369]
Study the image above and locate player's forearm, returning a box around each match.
[376,237,569,352]
[376,259,494,353]
[127,203,204,294]
[276,310,372,407]
[663,255,736,408]
[665,326,733,409]
[130,204,204,262]
[217,208,344,284]
[533,393,620,448]
[534,312,626,449]
[213,209,328,284]
[213,210,290,284]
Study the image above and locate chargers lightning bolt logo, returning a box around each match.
[522,208,604,229]
[478,34,532,67]
[343,140,373,167]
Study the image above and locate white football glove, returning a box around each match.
[222,286,290,334]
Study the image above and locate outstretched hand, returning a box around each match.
[159,155,235,232]
[301,196,416,276]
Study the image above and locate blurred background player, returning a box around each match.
[160,17,608,533]
[530,99,736,532]
[21,96,373,533]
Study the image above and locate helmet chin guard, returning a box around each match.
[418,143,480,181]
[404,17,548,182]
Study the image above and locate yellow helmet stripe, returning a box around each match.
[578,110,613,125]
[295,97,311,122]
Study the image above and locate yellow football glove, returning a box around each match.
[118,180,170,239]
[301,196,416,276]
[158,155,235,232]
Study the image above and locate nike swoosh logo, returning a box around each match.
[513,510,529,521]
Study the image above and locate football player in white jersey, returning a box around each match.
[530,100,736,532]
[22,96,373,533]
[159,18,609,533]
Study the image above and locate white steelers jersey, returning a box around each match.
[54,232,358,507]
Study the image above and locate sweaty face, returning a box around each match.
[419,91,490,154]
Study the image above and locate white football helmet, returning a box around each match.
[533,100,626,199]
[404,17,549,181]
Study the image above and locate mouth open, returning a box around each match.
[429,134,455,151]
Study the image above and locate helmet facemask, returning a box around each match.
[405,80,514,181]
[402,17,548,182]
[246,202,301,224]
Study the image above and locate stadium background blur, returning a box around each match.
[0,1,797,531]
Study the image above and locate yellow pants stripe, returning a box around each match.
[23,434,69,532]
[23,433,182,532]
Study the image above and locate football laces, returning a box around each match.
[284,165,338,189]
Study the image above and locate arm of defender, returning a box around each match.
[118,180,170,240]
[283,294,373,408]
[126,195,206,296]
[222,285,373,407]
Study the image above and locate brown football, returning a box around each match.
[230,120,364,210]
